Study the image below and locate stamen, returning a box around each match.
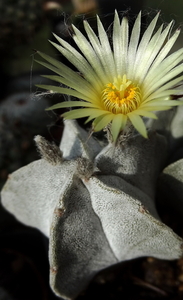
[102,75,141,114]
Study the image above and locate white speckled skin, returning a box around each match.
[1,120,183,300]
[95,131,167,199]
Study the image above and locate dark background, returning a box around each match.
[0,0,183,299]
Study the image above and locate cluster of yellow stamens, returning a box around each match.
[102,75,141,114]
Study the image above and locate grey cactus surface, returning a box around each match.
[1,120,183,300]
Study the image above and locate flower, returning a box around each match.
[36,11,183,142]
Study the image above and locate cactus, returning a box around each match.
[1,120,183,300]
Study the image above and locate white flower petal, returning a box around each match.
[140,106,172,111]
[113,10,123,74]
[127,12,141,75]
[134,21,173,82]
[36,84,90,100]
[133,110,158,119]
[143,48,183,89]
[143,86,183,103]
[63,108,110,120]
[147,28,181,75]
[111,114,127,141]
[36,52,97,96]
[72,25,108,84]
[84,21,112,81]
[133,12,160,72]
[50,37,103,90]
[119,15,129,74]
[94,114,114,132]
[143,63,183,98]
[46,101,100,111]
[127,113,148,138]
[153,75,183,94]
[97,15,116,77]
[113,11,128,77]
[141,99,183,106]
[42,75,98,100]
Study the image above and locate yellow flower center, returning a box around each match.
[102,75,141,114]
